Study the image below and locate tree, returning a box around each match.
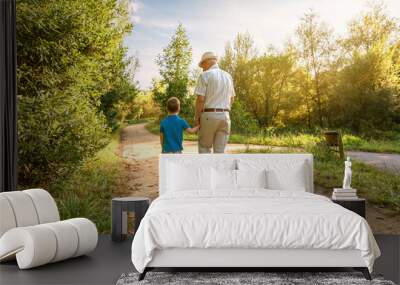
[236,51,297,127]
[341,2,398,54]
[292,66,314,128]
[100,57,140,130]
[331,44,399,132]
[17,0,134,185]
[330,4,400,132]
[219,33,259,130]
[392,40,400,123]
[295,11,336,127]
[220,32,257,100]
[153,24,193,119]
[220,34,305,129]
[216,4,400,134]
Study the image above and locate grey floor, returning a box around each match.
[0,235,134,285]
[0,235,399,285]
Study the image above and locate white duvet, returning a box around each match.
[131,190,380,273]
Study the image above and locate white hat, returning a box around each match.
[198,51,217,67]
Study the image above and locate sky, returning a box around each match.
[124,0,400,89]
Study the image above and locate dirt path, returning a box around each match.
[118,123,399,234]
[117,124,160,200]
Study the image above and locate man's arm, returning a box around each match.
[229,75,235,108]
[193,74,206,126]
[194,95,205,126]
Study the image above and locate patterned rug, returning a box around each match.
[116,271,395,285]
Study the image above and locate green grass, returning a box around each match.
[229,132,400,153]
[244,145,400,214]
[314,157,400,213]
[342,134,400,153]
[146,121,400,153]
[49,130,124,233]
[229,133,318,148]
[308,144,400,211]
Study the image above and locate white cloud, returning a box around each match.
[140,19,178,30]
[128,0,142,24]
[131,15,141,24]
[128,0,140,13]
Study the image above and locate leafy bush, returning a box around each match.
[50,135,123,233]
[16,0,133,185]
[100,80,139,131]
[230,99,259,134]
[342,135,364,148]
[18,92,110,186]
[342,134,400,153]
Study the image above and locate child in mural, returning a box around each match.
[159,97,199,153]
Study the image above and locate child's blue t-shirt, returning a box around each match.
[160,115,190,153]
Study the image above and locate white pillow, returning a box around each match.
[236,169,267,189]
[166,158,236,170]
[212,168,237,190]
[167,163,212,191]
[237,159,307,191]
[266,162,306,191]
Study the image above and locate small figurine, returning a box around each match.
[342,157,352,189]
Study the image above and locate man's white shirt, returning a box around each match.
[194,64,235,109]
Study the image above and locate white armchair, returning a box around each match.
[0,189,98,269]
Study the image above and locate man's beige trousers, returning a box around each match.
[198,112,231,153]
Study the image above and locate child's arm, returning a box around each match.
[185,125,200,134]
[160,122,164,149]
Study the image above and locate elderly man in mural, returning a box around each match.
[194,52,236,153]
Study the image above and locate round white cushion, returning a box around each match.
[0,226,57,269]
[65,218,98,257]
[0,218,98,269]
[0,191,39,227]
[0,196,17,237]
[23,189,60,224]
[42,221,79,262]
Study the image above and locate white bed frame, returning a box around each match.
[148,248,365,268]
[140,154,371,280]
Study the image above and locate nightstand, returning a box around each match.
[111,197,150,242]
[332,198,366,218]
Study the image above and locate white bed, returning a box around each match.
[131,154,380,280]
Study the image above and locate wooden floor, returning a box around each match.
[0,235,399,285]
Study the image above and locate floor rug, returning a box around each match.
[116,271,395,285]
